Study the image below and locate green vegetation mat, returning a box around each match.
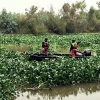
[0,33,100,100]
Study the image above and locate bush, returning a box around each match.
[28,19,48,35]
[45,14,66,34]
[0,9,17,34]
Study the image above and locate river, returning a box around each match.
[15,82,100,100]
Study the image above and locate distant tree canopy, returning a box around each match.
[0,9,17,33]
[0,0,100,34]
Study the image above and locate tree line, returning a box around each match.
[0,0,100,35]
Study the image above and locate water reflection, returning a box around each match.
[15,82,100,100]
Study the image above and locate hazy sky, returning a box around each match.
[0,0,99,13]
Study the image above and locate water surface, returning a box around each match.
[15,82,100,100]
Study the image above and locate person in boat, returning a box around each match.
[41,38,49,55]
[70,39,81,58]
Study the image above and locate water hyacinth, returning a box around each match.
[0,33,100,100]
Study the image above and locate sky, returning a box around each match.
[0,0,99,14]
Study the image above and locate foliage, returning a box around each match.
[0,33,100,100]
[87,1,100,32]
[14,13,28,34]
[0,9,17,34]
[25,5,48,35]
[61,0,88,33]
[0,1,100,34]
[45,13,66,34]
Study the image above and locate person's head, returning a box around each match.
[44,38,48,42]
[72,39,75,43]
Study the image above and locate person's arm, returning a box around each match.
[77,41,81,45]
[47,42,49,48]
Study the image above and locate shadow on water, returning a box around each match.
[15,82,100,100]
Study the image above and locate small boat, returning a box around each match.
[28,50,91,61]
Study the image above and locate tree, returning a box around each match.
[45,12,66,34]
[15,13,28,34]
[88,6,100,32]
[61,0,87,33]
[96,1,100,9]
[0,9,17,33]
[25,5,48,35]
